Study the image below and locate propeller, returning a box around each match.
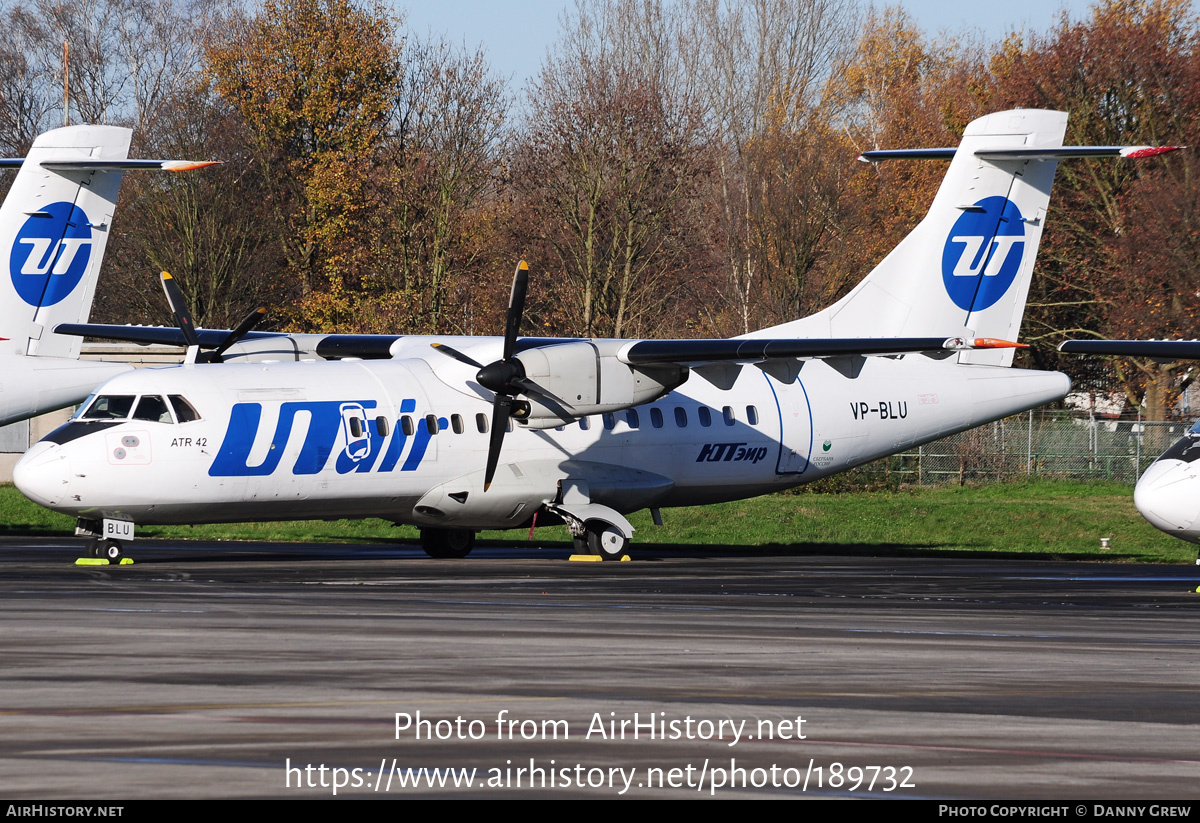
[478,261,533,491]
[431,261,540,491]
[160,271,268,364]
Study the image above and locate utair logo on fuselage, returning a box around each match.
[9,201,93,307]
[207,399,441,477]
[941,196,1025,312]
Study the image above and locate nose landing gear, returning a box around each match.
[84,538,125,564]
[76,519,132,565]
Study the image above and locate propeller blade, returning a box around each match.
[160,271,199,349]
[481,260,535,492]
[484,394,514,491]
[502,260,529,360]
[207,307,268,362]
[430,342,485,369]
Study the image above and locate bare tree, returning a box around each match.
[98,82,287,329]
[368,35,510,333]
[513,2,713,339]
[0,5,60,153]
[680,0,859,333]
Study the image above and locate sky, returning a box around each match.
[397,0,1200,97]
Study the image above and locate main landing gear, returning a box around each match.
[421,528,475,559]
[570,521,630,560]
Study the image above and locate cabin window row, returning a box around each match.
[368,413,510,437]
[381,405,761,436]
[81,397,759,437]
[598,405,758,431]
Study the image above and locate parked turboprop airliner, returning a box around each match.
[1060,339,1200,545]
[14,110,1179,562]
[0,124,217,426]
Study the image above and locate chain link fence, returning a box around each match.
[849,411,1191,488]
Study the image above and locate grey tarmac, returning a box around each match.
[1,537,1198,799]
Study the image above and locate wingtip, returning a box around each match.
[161,160,223,172]
[161,271,173,280]
[517,260,529,271]
[1121,145,1185,159]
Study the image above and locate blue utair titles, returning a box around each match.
[208,399,445,477]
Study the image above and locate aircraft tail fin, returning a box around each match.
[0,125,135,359]
[0,126,219,361]
[756,109,1070,367]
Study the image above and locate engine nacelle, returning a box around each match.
[513,340,686,428]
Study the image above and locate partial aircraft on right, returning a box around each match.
[1060,339,1200,543]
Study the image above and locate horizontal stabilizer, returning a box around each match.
[859,145,1182,163]
[1059,339,1200,359]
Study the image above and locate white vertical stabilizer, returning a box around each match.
[751,109,1069,367]
[0,125,133,360]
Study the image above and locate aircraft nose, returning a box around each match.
[1134,458,1200,542]
[13,441,71,508]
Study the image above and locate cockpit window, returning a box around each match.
[80,395,136,420]
[169,395,200,422]
[133,395,172,423]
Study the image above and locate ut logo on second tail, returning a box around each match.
[9,202,94,307]
[941,196,1026,312]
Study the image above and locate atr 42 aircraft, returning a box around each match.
[1060,339,1200,544]
[14,109,1179,562]
[0,124,216,425]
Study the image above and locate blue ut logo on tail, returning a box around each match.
[941,196,1025,312]
[9,202,93,307]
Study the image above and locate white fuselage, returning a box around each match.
[1132,429,1200,544]
[14,345,1070,531]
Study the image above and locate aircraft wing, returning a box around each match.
[1059,340,1200,359]
[58,322,1023,364]
[0,159,220,171]
[618,336,1022,365]
[55,323,282,348]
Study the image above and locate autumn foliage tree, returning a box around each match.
[987,0,1200,416]
[99,82,287,329]
[829,7,990,303]
[206,0,400,327]
[357,37,510,335]
[511,1,714,340]
[682,0,858,334]
[513,63,712,339]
